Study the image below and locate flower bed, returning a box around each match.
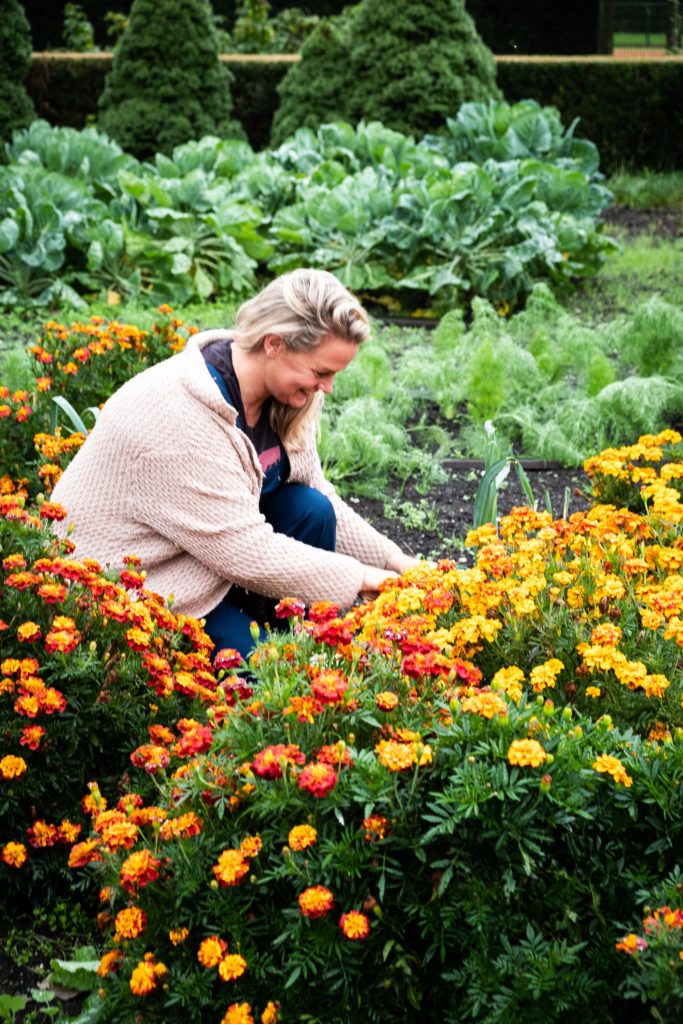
[2,423,682,1022]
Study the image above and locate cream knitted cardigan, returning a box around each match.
[51,330,404,618]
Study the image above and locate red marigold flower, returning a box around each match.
[44,627,81,654]
[310,669,348,705]
[298,885,334,918]
[0,754,28,780]
[252,743,305,780]
[130,744,170,774]
[212,849,249,888]
[173,719,213,757]
[27,820,58,848]
[2,554,26,570]
[2,841,28,868]
[307,601,340,622]
[126,627,152,651]
[213,647,243,671]
[115,906,147,940]
[68,838,103,868]
[310,618,354,645]
[298,762,337,798]
[39,502,67,522]
[198,935,228,967]
[316,743,353,768]
[274,597,305,619]
[339,910,370,941]
[119,849,162,893]
[218,953,248,982]
[288,824,317,851]
[36,582,67,604]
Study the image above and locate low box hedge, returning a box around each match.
[25,51,683,169]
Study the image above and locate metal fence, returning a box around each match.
[612,0,682,52]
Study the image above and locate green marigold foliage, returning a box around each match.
[98,0,244,159]
[0,0,36,143]
[272,0,500,146]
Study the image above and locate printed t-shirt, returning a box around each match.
[202,338,290,495]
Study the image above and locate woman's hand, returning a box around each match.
[358,565,398,601]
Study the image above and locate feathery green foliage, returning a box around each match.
[98,0,244,158]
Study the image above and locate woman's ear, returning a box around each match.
[263,334,284,358]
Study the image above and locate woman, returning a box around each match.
[51,269,422,659]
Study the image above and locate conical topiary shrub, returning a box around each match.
[98,0,244,159]
[0,0,36,143]
[271,0,501,146]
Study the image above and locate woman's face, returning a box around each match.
[263,333,358,408]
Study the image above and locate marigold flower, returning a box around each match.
[218,954,248,982]
[362,815,389,842]
[592,754,633,787]
[288,824,317,851]
[239,834,262,859]
[198,936,228,967]
[507,739,548,768]
[17,622,42,643]
[159,812,202,841]
[298,761,337,798]
[58,819,81,843]
[27,820,58,848]
[213,647,243,671]
[39,502,67,522]
[129,956,167,996]
[316,742,353,767]
[298,885,334,918]
[221,1003,254,1024]
[169,927,189,945]
[119,849,162,893]
[97,949,123,977]
[68,838,103,868]
[130,744,171,774]
[213,849,250,888]
[261,1001,280,1024]
[2,841,28,868]
[461,691,508,719]
[375,691,399,711]
[274,597,305,618]
[252,743,305,780]
[115,906,147,940]
[615,933,648,955]
[339,910,370,941]
[0,754,28,780]
[310,669,348,704]
[376,738,432,771]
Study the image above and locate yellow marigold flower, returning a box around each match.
[507,739,547,768]
[529,659,564,693]
[288,824,317,851]
[218,954,248,982]
[585,686,602,698]
[641,674,670,699]
[461,691,508,719]
[2,841,28,868]
[375,691,399,711]
[239,835,262,859]
[221,1003,254,1024]
[261,1001,280,1024]
[17,621,42,643]
[169,927,189,945]
[0,755,28,780]
[129,956,167,996]
[593,754,633,787]
[198,936,228,968]
[376,738,432,771]
[491,665,525,703]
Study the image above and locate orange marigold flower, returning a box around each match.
[376,738,432,771]
[68,838,102,868]
[288,824,317,851]
[119,849,162,893]
[298,761,337,798]
[375,691,399,711]
[159,812,202,841]
[213,849,250,888]
[101,819,139,851]
[36,582,67,604]
[218,954,248,982]
[44,626,81,654]
[239,835,262,859]
[310,669,348,705]
[507,739,548,768]
[130,744,170,774]
[169,927,189,945]
[339,910,370,941]
[97,949,123,977]
[129,956,167,996]
[298,885,334,919]
[461,691,508,719]
[362,815,389,842]
[39,502,67,522]
[115,906,147,940]
[2,554,26,570]
[2,841,28,868]
[58,819,81,843]
[592,754,633,787]
[0,754,28,780]
[198,936,228,968]
[316,742,353,767]
[615,933,648,955]
[221,1003,254,1024]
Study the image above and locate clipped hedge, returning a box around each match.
[24,52,683,169]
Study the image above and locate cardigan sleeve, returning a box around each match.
[129,445,367,608]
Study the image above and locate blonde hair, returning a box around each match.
[232,269,370,446]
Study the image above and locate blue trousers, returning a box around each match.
[204,483,336,661]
